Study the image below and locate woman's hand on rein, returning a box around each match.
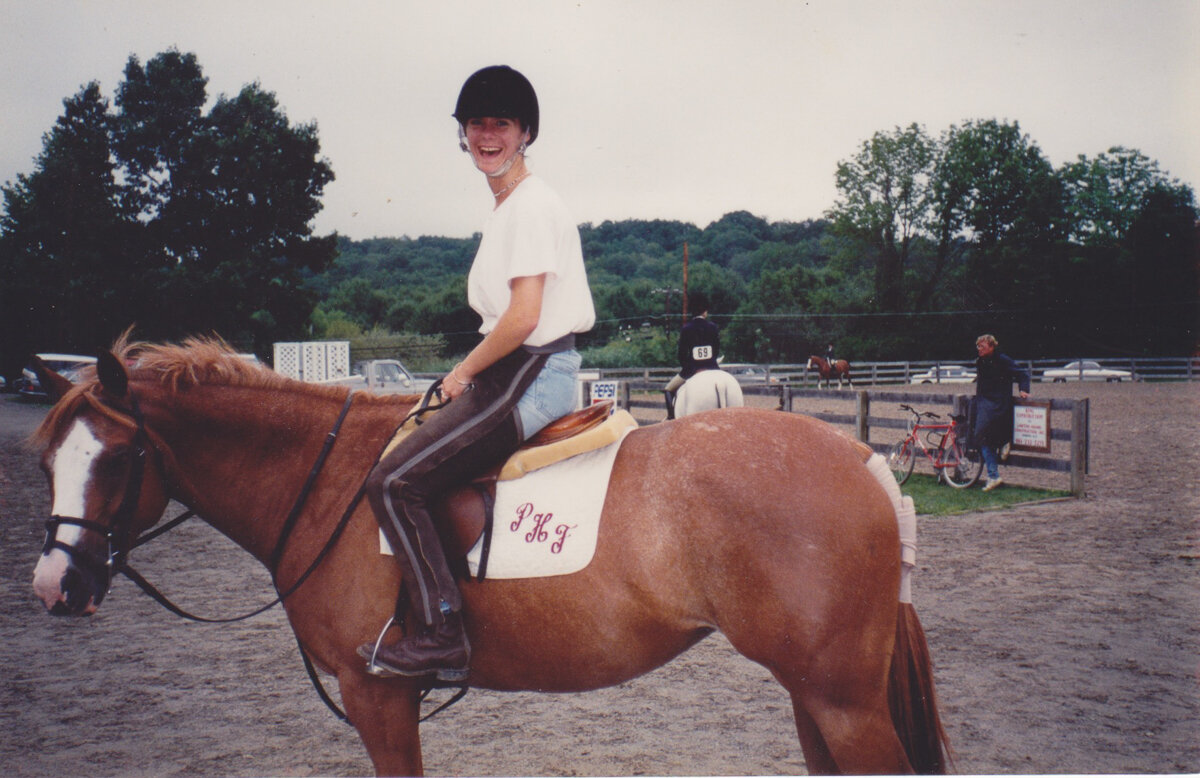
[441,363,474,400]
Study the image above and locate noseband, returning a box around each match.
[42,392,156,599]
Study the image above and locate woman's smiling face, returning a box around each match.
[464,117,526,176]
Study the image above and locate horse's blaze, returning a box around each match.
[32,419,103,615]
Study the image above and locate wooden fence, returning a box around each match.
[595,380,1090,497]
[590,356,1198,386]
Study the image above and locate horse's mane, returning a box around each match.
[31,332,363,448]
[128,334,295,393]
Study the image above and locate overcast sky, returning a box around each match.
[3,0,1197,241]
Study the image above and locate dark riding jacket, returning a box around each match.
[972,352,1031,447]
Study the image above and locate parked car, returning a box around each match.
[1041,360,1133,383]
[319,358,436,396]
[20,353,98,399]
[721,363,779,384]
[909,365,977,384]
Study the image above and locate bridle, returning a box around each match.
[44,387,365,619]
[42,392,156,604]
[41,382,465,722]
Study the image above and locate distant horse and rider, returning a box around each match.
[29,335,948,775]
[807,355,854,389]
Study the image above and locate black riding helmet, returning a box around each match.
[453,65,539,145]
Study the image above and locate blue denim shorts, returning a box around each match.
[516,349,582,440]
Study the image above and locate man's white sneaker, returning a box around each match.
[983,477,1004,492]
[1000,443,1011,461]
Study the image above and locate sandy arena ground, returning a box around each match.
[1,381,1197,776]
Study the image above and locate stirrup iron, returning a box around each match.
[364,616,397,677]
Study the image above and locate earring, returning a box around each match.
[517,141,527,155]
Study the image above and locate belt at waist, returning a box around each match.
[521,333,576,354]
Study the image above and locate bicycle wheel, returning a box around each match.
[888,439,916,485]
[941,433,983,488]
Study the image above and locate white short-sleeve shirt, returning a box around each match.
[467,176,595,347]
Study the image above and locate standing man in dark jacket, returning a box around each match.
[664,292,720,416]
[973,334,1031,491]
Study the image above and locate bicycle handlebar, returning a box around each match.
[898,404,941,420]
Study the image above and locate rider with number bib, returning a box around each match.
[664,292,721,415]
[359,65,595,681]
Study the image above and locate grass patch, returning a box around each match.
[899,473,1072,516]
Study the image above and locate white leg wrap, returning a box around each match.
[864,453,918,604]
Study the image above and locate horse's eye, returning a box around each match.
[96,448,133,476]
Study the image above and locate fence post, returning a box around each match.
[1070,399,1088,496]
[855,390,869,443]
[621,380,631,410]
[782,384,792,412]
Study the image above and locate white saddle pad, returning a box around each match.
[380,426,634,579]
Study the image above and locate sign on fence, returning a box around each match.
[1012,399,1052,453]
[589,380,620,406]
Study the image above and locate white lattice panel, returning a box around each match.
[326,341,350,379]
[272,341,350,382]
[301,342,326,381]
[273,342,302,379]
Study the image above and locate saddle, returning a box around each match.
[384,400,636,579]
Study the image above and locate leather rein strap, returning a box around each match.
[103,389,365,724]
[117,389,360,623]
[109,386,465,723]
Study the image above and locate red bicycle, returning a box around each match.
[888,404,983,488]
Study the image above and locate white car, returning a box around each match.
[721,363,778,384]
[20,353,98,399]
[1041,361,1133,383]
[909,365,977,384]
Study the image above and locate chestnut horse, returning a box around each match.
[30,337,948,775]
[807,356,853,389]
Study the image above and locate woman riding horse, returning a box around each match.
[361,66,595,681]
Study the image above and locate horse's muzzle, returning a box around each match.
[33,549,105,617]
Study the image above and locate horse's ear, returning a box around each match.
[30,356,75,403]
[97,351,129,398]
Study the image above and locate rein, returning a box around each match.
[47,382,464,724]
[118,389,360,623]
[45,389,363,723]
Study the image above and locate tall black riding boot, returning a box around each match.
[360,607,470,682]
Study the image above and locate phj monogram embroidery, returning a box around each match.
[510,502,574,554]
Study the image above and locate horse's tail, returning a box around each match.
[888,600,952,773]
[863,452,953,774]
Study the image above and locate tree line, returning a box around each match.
[2,51,1195,381]
[0,50,336,380]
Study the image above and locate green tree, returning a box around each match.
[0,49,336,373]
[1059,146,1177,247]
[1125,183,1198,354]
[0,83,133,375]
[828,123,935,311]
[930,119,1065,312]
